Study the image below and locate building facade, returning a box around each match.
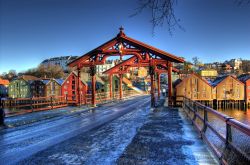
[8,79,31,98]
[96,60,115,75]
[0,85,8,97]
[212,75,244,101]
[8,75,38,98]
[199,69,218,79]
[43,79,63,97]
[30,80,46,97]
[174,73,213,101]
[238,74,250,105]
[41,56,78,71]
[61,72,87,101]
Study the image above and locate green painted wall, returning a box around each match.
[8,79,31,98]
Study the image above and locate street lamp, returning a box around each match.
[118,43,123,62]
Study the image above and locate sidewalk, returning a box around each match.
[117,99,218,165]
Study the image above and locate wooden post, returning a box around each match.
[150,73,155,107]
[109,74,113,99]
[77,68,81,106]
[92,75,96,106]
[90,65,96,107]
[50,96,53,109]
[119,74,123,100]
[226,118,233,145]
[168,62,173,105]
[157,73,161,99]
[30,97,33,112]
[149,63,155,108]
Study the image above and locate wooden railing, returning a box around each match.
[85,89,145,105]
[183,97,250,164]
[2,95,68,116]
[1,89,146,116]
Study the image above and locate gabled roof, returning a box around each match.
[55,79,64,85]
[238,74,250,83]
[41,78,64,86]
[120,34,184,63]
[191,72,212,86]
[211,75,228,87]
[62,71,88,86]
[173,79,182,87]
[211,75,244,87]
[0,78,9,86]
[175,72,212,88]
[29,79,46,85]
[19,75,39,81]
[68,28,184,67]
[42,79,50,85]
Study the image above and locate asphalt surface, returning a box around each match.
[0,96,150,165]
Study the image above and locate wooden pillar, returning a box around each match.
[149,64,155,108]
[168,62,173,105]
[157,73,161,99]
[119,74,123,100]
[109,74,113,99]
[90,66,96,107]
[77,67,81,105]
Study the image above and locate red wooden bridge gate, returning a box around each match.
[68,27,184,107]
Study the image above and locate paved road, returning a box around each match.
[0,96,150,165]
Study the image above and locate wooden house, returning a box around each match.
[8,75,38,98]
[61,72,88,101]
[211,75,244,101]
[238,74,250,105]
[42,79,63,97]
[30,80,46,97]
[0,78,10,87]
[0,85,8,97]
[174,73,213,101]
[0,78,9,97]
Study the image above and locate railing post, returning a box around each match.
[66,94,68,104]
[0,97,6,126]
[30,97,34,112]
[202,107,208,132]
[226,118,233,145]
[50,96,53,110]
[192,103,197,121]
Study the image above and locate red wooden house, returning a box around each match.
[61,72,88,103]
[238,74,250,106]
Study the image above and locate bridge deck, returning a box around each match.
[118,101,218,165]
[1,96,218,164]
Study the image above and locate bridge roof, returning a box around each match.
[68,28,184,68]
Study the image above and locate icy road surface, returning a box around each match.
[0,96,150,165]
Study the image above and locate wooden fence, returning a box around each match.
[1,89,145,116]
[183,97,250,164]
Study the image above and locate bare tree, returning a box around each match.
[134,0,249,35]
[234,0,250,5]
[132,0,183,35]
[24,64,64,79]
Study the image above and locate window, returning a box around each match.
[248,86,250,90]
[67,81,69,84]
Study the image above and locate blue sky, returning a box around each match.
[0,0,250,73]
